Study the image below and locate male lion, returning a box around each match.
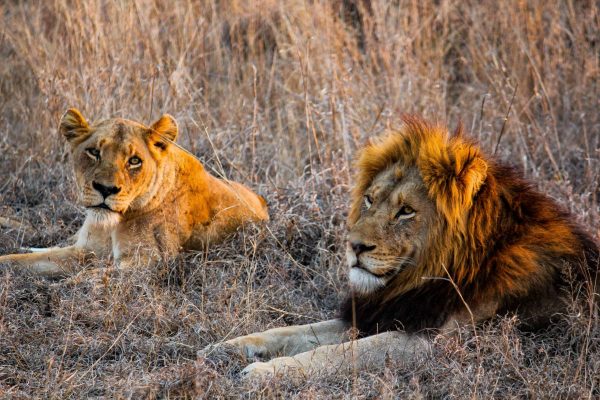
[203,116,599,379]
[0,109,269,277]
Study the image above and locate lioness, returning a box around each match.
[202,116,599,379]
[0,109,269,277]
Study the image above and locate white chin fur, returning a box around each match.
[349,267,385,295]
[86,209,122,228]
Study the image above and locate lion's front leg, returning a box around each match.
[202,319,349,361]
[242,331,430,381]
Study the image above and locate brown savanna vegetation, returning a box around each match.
[0,0,598,398]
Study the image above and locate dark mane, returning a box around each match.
[342,120,599,336]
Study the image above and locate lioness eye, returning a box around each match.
[85,148,100,160]
[128,156,142,168]
[395,205,415,219]
[364,195,373,209]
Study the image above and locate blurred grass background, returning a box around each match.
[0,0,598,397]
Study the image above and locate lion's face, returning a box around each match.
[346,165,437,295]
[59,109,178,227]
[346,118,491,296]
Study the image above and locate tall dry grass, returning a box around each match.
[0,0,598,398]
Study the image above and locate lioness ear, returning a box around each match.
[148,114,178,150]
[59,108,90,143]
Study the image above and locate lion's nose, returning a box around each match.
[350,241,376,255]
[92,181,121,199]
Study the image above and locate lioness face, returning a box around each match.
[346,165,436,295]
[59,109,178,227]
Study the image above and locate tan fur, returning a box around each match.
[201,115,598,381]
[0,109,269,277]
[200,318,429,381]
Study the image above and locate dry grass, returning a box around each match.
[0,0,598,398]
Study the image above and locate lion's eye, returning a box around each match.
[395,205,416,219]
[85,148,100,160]
[128,156,142,168]
[364,195,373,209]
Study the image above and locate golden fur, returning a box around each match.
[341,116,597,333]
[202,115,598,380]
[0,108,269,277]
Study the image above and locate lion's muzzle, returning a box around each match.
[347,243,387,295]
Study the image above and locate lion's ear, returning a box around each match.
[148,114,178,150]
[458,152,487,200]
[59,108,90,143]
[420,141,488,219]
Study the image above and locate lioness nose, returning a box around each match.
[351,241,376,255]
[92,181,121,198]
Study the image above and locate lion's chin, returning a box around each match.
[86,208,122,229]
[348,267,386,295]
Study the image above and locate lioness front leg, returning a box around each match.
[111,219,180,269]
[202,319,349,360]
[0,218,110,278]
[1,224,166,277]
[243,331,430,380]
[112,238,163,270]
[0,246,90,278]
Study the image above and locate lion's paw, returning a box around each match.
[241,356,305,381]
[203,335,273,360]
[240,361,276,379]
